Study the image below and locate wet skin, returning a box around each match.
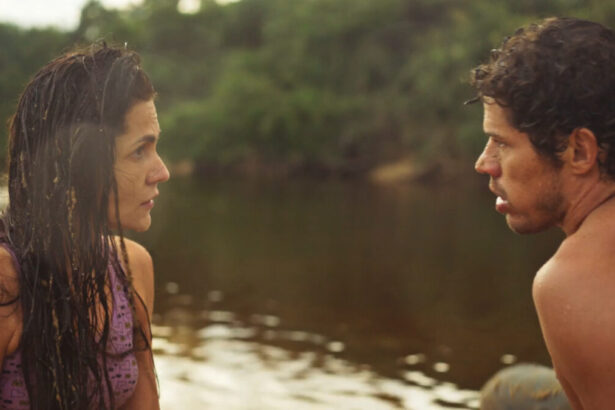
[476,101,615,409]
[108,99,169,409]
[475,102,566,234]
[110,99,170,232]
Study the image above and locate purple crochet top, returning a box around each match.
[0,245,139,409]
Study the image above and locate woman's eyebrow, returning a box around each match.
[131,134,158,147]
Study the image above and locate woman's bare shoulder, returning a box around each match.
[112,237,155,315]
[0,245,21,359]
[0,246,19,303]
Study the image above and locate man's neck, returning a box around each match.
[560,180,615,236]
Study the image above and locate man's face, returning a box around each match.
[475,102,566,234]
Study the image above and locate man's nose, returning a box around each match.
[475,143,501,178]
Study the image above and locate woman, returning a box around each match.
[0,43,169,409]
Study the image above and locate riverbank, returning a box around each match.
[168,154,474,185]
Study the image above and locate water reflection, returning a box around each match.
[153,291,479,409]
[131,176,563,408]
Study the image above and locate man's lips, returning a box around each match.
[489,184,510,213]
[495,196,510,213]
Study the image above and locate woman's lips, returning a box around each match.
[141,199,155,209]
[495,196,510,213]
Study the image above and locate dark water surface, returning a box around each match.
[132,176,563,409]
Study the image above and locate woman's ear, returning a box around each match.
[563,128,599,175]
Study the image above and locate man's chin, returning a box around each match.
[505,215,552,235]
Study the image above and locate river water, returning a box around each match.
[130,175,563,409]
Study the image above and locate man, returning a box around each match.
[471,17,615,409]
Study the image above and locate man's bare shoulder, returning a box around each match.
[533,227,615,322]
[535,210,615,288]
[532,217,615,408]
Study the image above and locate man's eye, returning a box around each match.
[491,137,505,148]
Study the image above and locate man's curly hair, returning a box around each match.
[470,17,615,177]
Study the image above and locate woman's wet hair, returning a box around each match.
[470,17,615,176]
[3,42,155,409]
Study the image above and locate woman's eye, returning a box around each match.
[133,146,146,158]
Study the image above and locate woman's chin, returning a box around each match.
[115,216,152,233]
[131,218,152,233]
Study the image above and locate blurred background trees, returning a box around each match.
[0,0,612,178]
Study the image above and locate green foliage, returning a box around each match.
[0,0,614,175]
[0,24,69,166]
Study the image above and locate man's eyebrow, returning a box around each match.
[484,130,504,139]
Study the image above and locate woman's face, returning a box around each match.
[109,99,170,232]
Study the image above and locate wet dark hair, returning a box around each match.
[470,17,615,176]
[3,43,155,409]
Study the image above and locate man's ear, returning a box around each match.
[563,128,599,175]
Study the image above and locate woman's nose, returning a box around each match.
[148,155,170,184]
